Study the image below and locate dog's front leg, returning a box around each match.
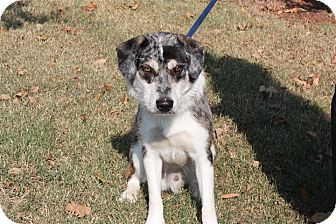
[195,146,217,224]
[143,144,164,224]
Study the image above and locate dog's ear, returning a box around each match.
[177,34,205,82]
[116,35,149,83]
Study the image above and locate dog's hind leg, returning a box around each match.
[119,143,145,203]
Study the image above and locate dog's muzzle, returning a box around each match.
[156,97,173,113]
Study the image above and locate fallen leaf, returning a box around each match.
[3,180,13,189]
[309,212,332,223]
[86,2,97,11]
[179,16,185,20]
[8,167,22,176]
[80,114,88,122]
[237,24,248,31]
[31,86,39,93]
[307,131,317,140]
[103,83,113,92]
[16,68,27,76]
[94,171,114,184]
[57,8,65,17]
[28,96,37,104]
[15,90,28,98]
[309,73,321,86]
[228,149,237,159]
[186,12,195,18]
[222,193,240,199]
[252,160,260,168]
[62,26,77,35]
[294,77,307,86]
[0,94,10,100]
[299,184,309,200]
[65,201,91,217]
[129,2,140,10]
[47,159,56,167]
[37,34,50,41]
[93,58,108,66]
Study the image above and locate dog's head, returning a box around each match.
[116,32,205,114]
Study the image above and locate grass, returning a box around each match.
[0,0,335,223]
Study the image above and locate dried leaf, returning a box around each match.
[86,2,97,11]
[94,171,113,184]
[65,201,91,217]
[309,212,332,223]
[179,16,185,20]
[16,68,27,76]
[214,128,224,139]
[222,193,239,199]
[186,12,195,18]
[0,94,10,100]
[8,167,22,176]
[129,2,140,10]
[62,26,77,35]
[80,114,88,122]
[299,184,309,200]
[307,131,317,140]
[37,34,50,41]
[15,90,28,98]
[103,83,113,92]
[310,73,321,86]
[31,86,39,93]
[294,77,307,86]
[252,160,260,168]
[93,58,108,66]
[47,159,56,167]
[228,149,237,159]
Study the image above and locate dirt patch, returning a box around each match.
[237,0,335,24]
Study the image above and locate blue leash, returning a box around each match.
[186,0,218,38]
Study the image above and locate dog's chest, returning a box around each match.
[139,111,208,165]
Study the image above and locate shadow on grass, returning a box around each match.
[110,52,335,219]
[1,1,64,29]
[206,51,335,216]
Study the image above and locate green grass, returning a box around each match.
[1,0,335,223]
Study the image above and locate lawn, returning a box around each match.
[0,0,335,223]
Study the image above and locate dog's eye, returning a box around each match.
[174,65,183,74]
[141,65,153,73]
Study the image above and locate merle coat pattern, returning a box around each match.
[116,32,217,224]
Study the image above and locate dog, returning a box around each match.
[116,32,217,224]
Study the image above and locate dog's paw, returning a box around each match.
[118,184,140,203]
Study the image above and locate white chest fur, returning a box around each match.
[139,111,209,165]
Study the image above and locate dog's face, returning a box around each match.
[116,32,205,114]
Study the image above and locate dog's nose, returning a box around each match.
[156,97,173,113]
